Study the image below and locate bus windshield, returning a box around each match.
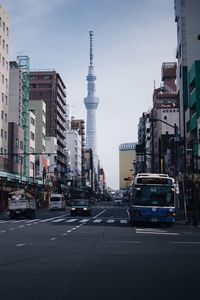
[133,185,175,207]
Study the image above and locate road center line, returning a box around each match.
[92,209,107,219]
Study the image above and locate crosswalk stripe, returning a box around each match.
[65,219,77,223]
[107,219,115,223]
[40,217,59,223]
[93,219,102,223]
[52,218,65,223]
[25,219,40,223]
[120,220,128,224]
[79,219,90,223]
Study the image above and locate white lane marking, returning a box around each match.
[136,231,179,235]
[170,241,200,244]
[76,225,81,228]
[62,233,67,236]
[50,237,56,241]
[39,217,58,223]
[120,220,128,224]
[9,227,15,231]
[79,219,90,223]
[0,230,6,233]
[65,219,77,223]
[51,218,65,223]
[0,220,9,224]
[92,209,107,219]
[26,223,32,226]
[93,219,102,223]
[11,220,26,223]
[136,228,166,232]
[25,219,40,223]
[67,230,72,233]
[18,225,25,228]
[108,241,141,244]
[16,243,26,247]
[107,219,115,223]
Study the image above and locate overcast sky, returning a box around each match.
[1,0,177,189]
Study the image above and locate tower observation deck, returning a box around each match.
[84,31,99,159]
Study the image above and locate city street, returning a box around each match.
[0,201,200,300]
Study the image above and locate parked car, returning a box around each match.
[70,199,92,216]
[49,194,66,210]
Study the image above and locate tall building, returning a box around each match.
[29,70,67,185]
[174,0,200,172]
[119,143,136,190]
[30,100,47,178]
[0,6,9,166]
[84,31,99,169]
[151,62,179,174]
[71,118,86,184]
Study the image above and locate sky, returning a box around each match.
[1,0,177,189]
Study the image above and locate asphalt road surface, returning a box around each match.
[0,201,200,300]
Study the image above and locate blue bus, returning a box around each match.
[128,173,178,226]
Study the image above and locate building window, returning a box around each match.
[6,44,8,54]
[20,141,23,150]
[30,147,34,153]
[30,162,34,169]
[2,57,4,67]
[3,22,5,32]
[0,147,3,154]
[16,138,19,147]
[1,129,3,138]
[5,95,7,105]
[1,93,4,102]
[164,116,167,120]
[30,75,37,80]
[1,111,3,120]
[31,132,35,140]
[2,39,5,49]
[6,27,9,37]
[31,117,35,125]
[2,75,4,84]
[4,131,7,140]
[5,113,7,122]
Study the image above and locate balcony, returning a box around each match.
[189,88,197,108]
[190,113,197,132]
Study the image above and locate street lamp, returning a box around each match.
[149,118,178,174]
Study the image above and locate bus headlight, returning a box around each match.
[168,212,176,217]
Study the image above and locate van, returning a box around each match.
[49,194,66,210]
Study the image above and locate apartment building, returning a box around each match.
[119,143,136,190]
[29,70,67,184]
[174,0,200,172]
[0,6,9,168]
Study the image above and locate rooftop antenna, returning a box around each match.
[89,30,93,66]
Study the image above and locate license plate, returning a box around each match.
[151,217,158,222]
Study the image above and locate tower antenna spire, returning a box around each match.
[89,30,93,66]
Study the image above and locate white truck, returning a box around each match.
[8,189,36,219]
[114,190,124,206]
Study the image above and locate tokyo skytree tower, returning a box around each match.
[84,31,99,159]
